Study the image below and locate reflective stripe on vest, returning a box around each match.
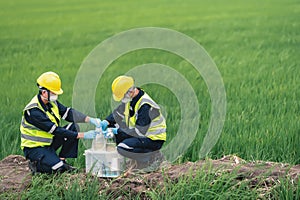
[124,93,166,141]
[21,133,53,143]
[21,117,42,130]
[20,96,60,149]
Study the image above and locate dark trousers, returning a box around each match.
[115,130,164,163]
[50,123,79,158]
[23,123,79,173]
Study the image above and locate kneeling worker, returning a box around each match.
[20,71,101,174]
[100,75,167,171]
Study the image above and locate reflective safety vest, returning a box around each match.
[20,96,60,149]
[124,93,166,141]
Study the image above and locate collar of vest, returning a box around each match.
[128,88,144,113]
[37,94,54,112]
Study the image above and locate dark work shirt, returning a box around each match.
[24,95,87,139]
[106,89,160,136]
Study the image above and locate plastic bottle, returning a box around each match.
[95,127,102,133]
[92,128,106,151]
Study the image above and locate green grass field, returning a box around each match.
[1,0,299,198]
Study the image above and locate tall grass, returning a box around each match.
[147,168,259,199]
[271,177,300,200]
[0,0,299,198]
[1,171,299,199]
[0,173,104,199]
[1,0,299,165]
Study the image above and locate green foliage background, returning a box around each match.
[1,0,299,199]
[0,0,299,166]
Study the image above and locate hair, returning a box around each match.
[37,83,48,94]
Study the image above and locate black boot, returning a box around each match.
[62,160,77,172]
[28,160,40,175]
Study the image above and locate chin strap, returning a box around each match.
[47,90,51,102]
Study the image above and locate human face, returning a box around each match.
[121,88,134,103]
[41,90,58,102]
[49,92,58,102]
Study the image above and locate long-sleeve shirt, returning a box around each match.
[24,95,87,139]
[105,89,160,137]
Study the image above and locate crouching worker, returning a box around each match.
[99,75,167,172]
[20,71,101,174]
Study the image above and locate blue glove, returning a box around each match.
[102,128,118,139]
[89,118,101,128]
[100,120,109,131]
[83,130,98,139]
[102,130,111,139]
[111,128,118,135]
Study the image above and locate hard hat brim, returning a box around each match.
[113,93,122,102]
[52,88,63,95]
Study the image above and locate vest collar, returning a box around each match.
[37,94,53,112]
[129,88,144,113]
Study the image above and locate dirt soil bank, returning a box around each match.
[0,155,299,198]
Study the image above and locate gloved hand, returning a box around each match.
[102,128,118,139]
[89,118,101,128]
[83,130,98,139]
[102,130,112,139]
[100,120,109,131]
[111,128,118,135]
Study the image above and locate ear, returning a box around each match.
[41,90,48,96]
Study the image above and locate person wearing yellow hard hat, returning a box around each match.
[20,71,102,174]
[99,75,167,172]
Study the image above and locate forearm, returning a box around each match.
[25,107,87,139]
[77,132,84,139]
[105,113,115,125]
[52,126,78,138]
[84,116,91,123]
[66,108,87,123]
[118,127,140,137]
[105,104,126,126]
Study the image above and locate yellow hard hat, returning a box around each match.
[37,71,63,95]
[112,75,134,101]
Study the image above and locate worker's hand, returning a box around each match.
[111,128,118,135]
[102,130,112,139]
[100,120,109,131]
[102,128,118,139]
[83,130,98,139]
[89,117,101,128]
